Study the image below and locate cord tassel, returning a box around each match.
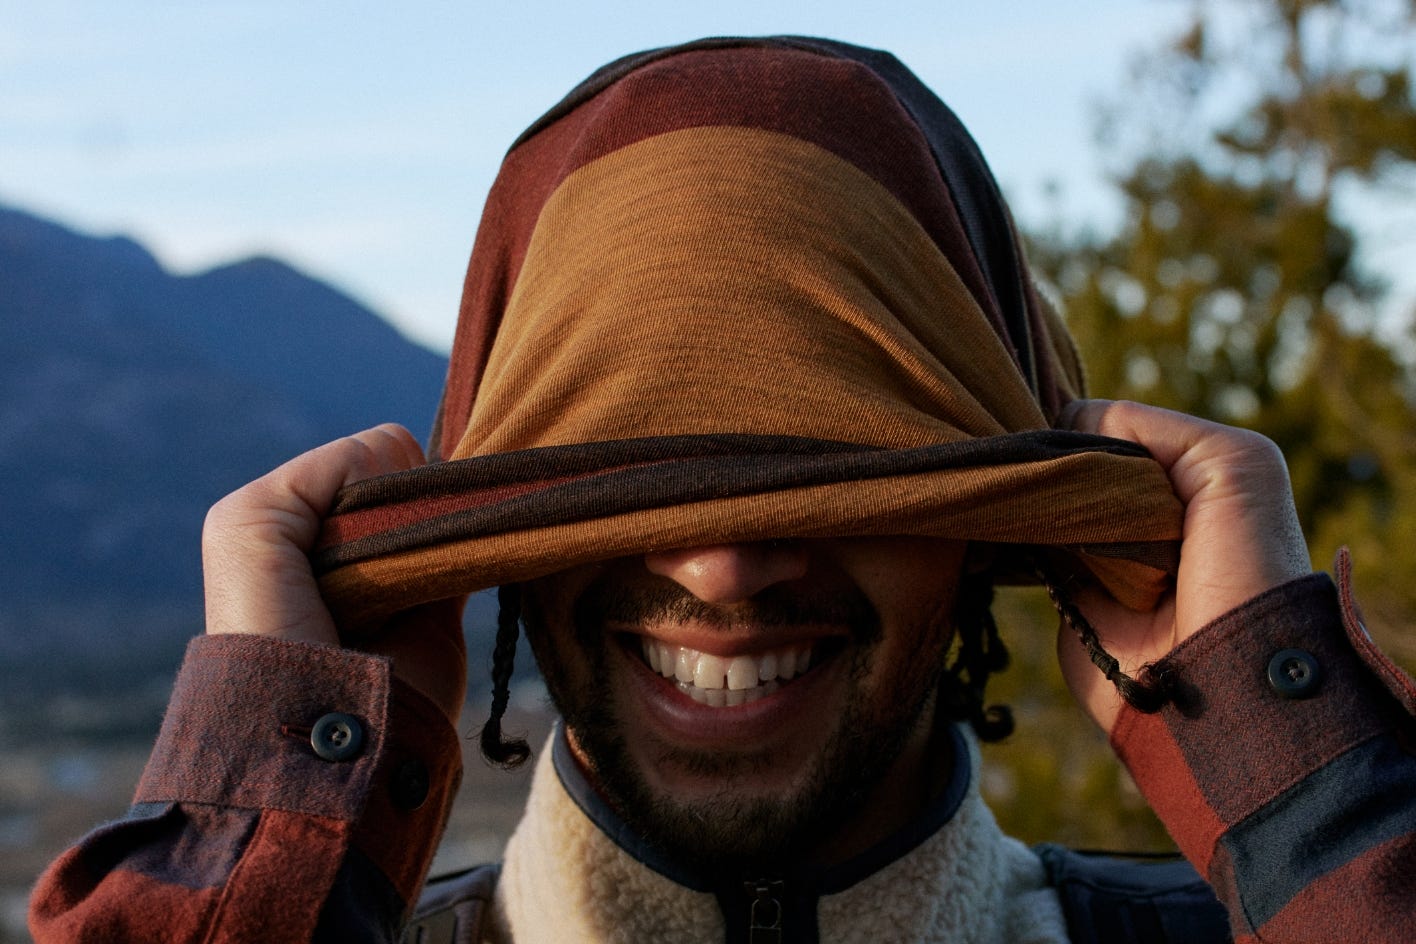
[479,584,532,767]
[1035,565,1170,715]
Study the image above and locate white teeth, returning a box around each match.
[727,655,757,691]
[694,653,729,690]
[638,639,820,706]
[680,678,781,706]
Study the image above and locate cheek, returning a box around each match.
[862,586,963,703]
[860,585,962,682]
[834,538,967,609]
[817,539,965,698]
[870,614,955,701]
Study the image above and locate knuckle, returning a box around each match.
[203,491,243,537]
[1096,398,1144,432]
[1227,427,1284,465]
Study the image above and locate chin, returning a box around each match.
[569,691,922,871]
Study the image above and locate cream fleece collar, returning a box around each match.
[491,725,1067,943]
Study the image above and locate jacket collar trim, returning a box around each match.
[550,721,972,895]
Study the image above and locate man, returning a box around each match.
[31,37,1416,943]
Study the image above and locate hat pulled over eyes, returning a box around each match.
[313,37,1183,635]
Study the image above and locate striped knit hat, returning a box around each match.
[314,37,1183,635]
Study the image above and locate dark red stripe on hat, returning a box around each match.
[314,430,1153,573]
[317,463,669,548]
[333,434,864,512]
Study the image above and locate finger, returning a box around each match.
[219,424,425,552]
[1056,397,1109,434]
[349,423,426,484]
[1063,398,1309,641]
[1064,398,1223,473]
[291,423,425,521]
[1062,399,1283,505]
[202,425,425,642]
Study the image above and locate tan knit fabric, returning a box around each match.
[313,41,1183,633]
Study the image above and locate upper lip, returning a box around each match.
[606,620,850,658]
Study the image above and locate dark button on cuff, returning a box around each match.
[311,712,365,761]
[1267,648,1322,699]
[392,759,431,810]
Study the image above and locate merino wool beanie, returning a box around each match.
[312,37,1184,635]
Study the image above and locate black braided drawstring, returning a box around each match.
[479,584,532,768]
[1034,564,1170,714]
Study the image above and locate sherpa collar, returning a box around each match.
[312,37,1182,635]
[490,725,1068,943]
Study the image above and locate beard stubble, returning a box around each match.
[522,576,952,874]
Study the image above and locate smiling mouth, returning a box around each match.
[635,637,838,707]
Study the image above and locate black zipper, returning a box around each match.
[744,879,785,944]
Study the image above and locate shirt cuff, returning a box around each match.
[134,633,462,907]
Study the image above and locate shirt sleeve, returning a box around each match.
[28,632,463,943]
[1110,550,1416,944]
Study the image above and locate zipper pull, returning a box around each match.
[745,879,784,944]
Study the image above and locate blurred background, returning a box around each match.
[2,1,1414,939]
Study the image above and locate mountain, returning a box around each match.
[0,204,457,697]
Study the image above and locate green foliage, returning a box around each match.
[986,0,1416,849]
[982,588,1174,851]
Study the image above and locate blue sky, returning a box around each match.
[5,2,1208,351]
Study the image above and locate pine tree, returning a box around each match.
[985,0,1416,849]
[1029,0,1416,657]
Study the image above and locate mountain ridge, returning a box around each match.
[1,203,457,693]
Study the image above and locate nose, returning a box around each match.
[643,542,809,605]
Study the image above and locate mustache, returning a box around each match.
[572,576,881,642]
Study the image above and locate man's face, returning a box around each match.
[521,536,968,870]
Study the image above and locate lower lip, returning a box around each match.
[618,638,843,748]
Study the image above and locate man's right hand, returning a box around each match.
[201,424,467,723]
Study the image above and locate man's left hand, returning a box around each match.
[1057,399,1311,732]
